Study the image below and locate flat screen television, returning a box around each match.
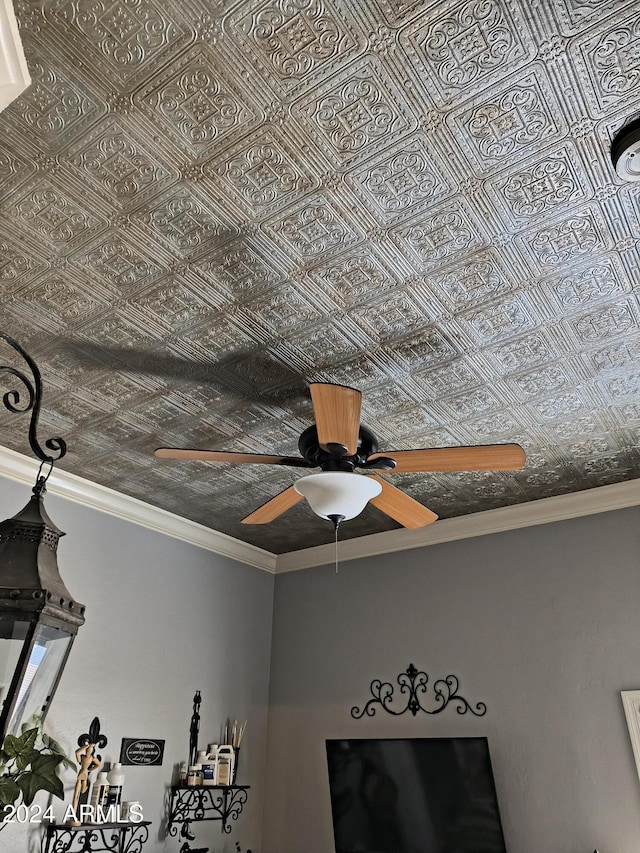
[325,737,507,853]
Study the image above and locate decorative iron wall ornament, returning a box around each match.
[78,716,108,752]
[351,663,486,719]
[167,786,250,836]
[189,690,201,767]
[43,821,151,853]
[0,333,67,468]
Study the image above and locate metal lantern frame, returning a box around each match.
[0,334,85,742]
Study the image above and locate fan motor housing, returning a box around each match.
[298,424,379,470]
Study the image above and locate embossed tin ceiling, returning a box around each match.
[1,0,640,554]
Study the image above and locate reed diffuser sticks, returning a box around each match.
[223,718,247,748]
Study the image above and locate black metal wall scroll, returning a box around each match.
[351,662,487,719]
[0,333,67,465]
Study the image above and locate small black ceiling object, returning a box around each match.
[612,118,640,182]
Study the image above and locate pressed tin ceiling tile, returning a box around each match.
[430,249,516,311]
[398,0,536,107]
[3,175,108,252]
[15,274,113,326]
[292,56,418,167]
[306,246,401,304]
[348,132,456,224]
[261,192,366,260]
[61,116,181,212]
[570,9,640,117]
[0,52,105,154]
[42,0,192,85]
[132,43,263,158]
[445,64,569,176]
[0,148,38,200]
[0,235,47,294]
[189,239,290,301]
[226,0,367,98]
[204,125,323,217]
[485,142,593,225]
[2,0,640,553]
[389,198,489,271]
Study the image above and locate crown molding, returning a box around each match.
[1,445,639,574]
[275,479,640,572]
[0,446,277,573]
[0,0,30,113]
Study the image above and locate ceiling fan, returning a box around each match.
[155,383,526,529]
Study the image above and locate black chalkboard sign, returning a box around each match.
[119,738,165,766]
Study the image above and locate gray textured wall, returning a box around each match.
[0,477,274,852]
[262,507,640,853]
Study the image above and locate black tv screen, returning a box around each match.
[325,737,507,853]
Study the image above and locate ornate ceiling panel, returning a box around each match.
[1,0,640,553]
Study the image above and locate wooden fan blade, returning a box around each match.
[309,383,362,455]
[370,443,526,473]
[241,486,304,524]
[367,475,438,529]
[155,447,311,468]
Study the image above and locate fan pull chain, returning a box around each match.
[328,514,344,574]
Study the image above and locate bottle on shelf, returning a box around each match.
[217,746,235,786]
[106,762,125,817]
[89,771,110,823]
[187,764,203,786]
[203,745,218,785]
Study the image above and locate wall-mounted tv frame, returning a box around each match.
[325,736,508,853]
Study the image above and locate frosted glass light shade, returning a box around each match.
[294,472,382,521]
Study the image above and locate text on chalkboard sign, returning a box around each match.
[119,738,165,766]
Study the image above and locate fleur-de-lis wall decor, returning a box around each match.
[351,663,486,719]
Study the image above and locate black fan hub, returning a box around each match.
[298,424,380,471]
[363,455,396,471]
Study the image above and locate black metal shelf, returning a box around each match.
[168,785,250,836]
[42,821,151,853]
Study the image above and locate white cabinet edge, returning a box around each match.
[0,0,31,113]
[621,690,640,786]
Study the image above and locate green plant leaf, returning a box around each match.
[20,715,43,736]
[0,777,21,812]
[3,729,38,759]
[15,748,40,772]
[41,732,77,771]
[16,754,64,806]
[0,725,72,817]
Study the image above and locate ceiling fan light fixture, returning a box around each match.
[294,472,382,522]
